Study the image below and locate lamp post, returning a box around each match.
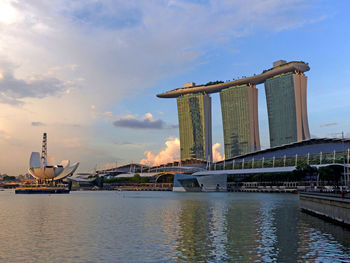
[335,131,347,187]
[342,132,347,187]
[347,149,350,187]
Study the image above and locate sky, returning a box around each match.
[0,0,350,175]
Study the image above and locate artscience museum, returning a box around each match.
[28,133,79,182]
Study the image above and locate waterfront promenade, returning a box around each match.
[300,191,350,226]
[111,183,172,191]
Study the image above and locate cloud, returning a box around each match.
[0,0,323,107]
[320,122,338,127]
[31,121,45,126]
[140,139,224,165]
[0,1,20,25]
[0,0,327,174]
[103,162,118,170]
[113,113,176,129]
[140,137,180,166]
[0,2,323,107]
[0,57,69,105]
[114,141,148,148]
[68,1,142,30]
[0,130,11,140]
[61,137,84,148]
[212,142,224,162]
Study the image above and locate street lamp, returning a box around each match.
[342,132,346,187]
[332,132,347,187]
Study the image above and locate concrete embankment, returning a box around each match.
[229,187,297,193]
[113,186,172,191]
[15,187,70,194]
[300,192,350,226]
[106,183,173,191]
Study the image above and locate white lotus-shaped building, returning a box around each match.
[29,152,79,181]
[28,133,79,181]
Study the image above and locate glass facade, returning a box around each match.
[220,85,260,159]
[265,73,298,147]
[177,93,212,161]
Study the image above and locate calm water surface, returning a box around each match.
[0,190,349,262]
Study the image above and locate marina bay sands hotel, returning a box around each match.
[157,60,310,162]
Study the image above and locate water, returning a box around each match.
[0,190,349,263]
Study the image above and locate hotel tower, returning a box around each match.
[177,83,212,162]
[220,85,260,158]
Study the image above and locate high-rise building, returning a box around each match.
[158,61,311,161]
[220,85,260,158]
[177,93,212,162]
[264,72,310,147]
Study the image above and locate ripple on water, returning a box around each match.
[0,191,349,262]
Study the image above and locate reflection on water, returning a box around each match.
[0,190,349,262]
[176,200,215,262]
[256,200,278,262]
[224,201,260,262]
[297,212,350,262]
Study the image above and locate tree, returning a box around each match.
[318,165,343,182]
[133,173,141,183]
[292,164,317,181]
[3,175,16,181]
[140,177,149,183]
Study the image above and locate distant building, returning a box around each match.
[177,93,212,162]
[16,173,34,181]
[264,72,310,147]
[220,84,260,158]
[96,159,206,177]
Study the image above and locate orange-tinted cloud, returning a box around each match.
[140,138,224,166]
[212,142,224,162]
[140,137,180,166]
[103,162,118,170]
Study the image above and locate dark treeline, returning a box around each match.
[103,174,150,184]
[228,164,344,183]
